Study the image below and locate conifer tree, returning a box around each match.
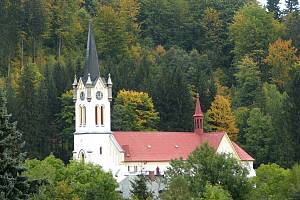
[267,0,281,19]
[130,175,153,200]
[0,89,30,199]
[207,95,239,141]
[16,63,41,158]
[285,0,299,13]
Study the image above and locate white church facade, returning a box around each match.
[72,24,256,184]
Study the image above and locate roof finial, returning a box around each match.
[72,75,78,87]
[86,73,92,86]
[194,93,203,117]
[107,73,112,86]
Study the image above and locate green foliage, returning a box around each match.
[154,47,194,131]
[230,3,284,62]
[244,108,274,166]
[284,65,300,166]
[16,63,42,158]
[130,175,153,200]
[250,163,300,200]
[165,143,251,200]
[250,164,290,200]
[267,0,281,19]
[57,90,75,134]
[112,89,159,131]
[161,175,193,200]
[0,89,38,199]
[288,164,300,199]
[283,12,300,51]
[285,0,299,13]
[202,184,233,200]
[234,56,262,107]
[25,155,121,200]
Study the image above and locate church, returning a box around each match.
[72,24,255,185]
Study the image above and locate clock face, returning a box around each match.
[80,92,85,100]
[96,91,103,100]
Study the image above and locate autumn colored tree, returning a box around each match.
[265,38,298,89]
[265,39,299,89]
[112,90,159,131]
[207,95,239,141]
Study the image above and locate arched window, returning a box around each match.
[95,105,101,126]
[100,146,102,155]
[79,106,82,126]
[79,150,85,163]
[101,106,104,125]
[82,106,86,126]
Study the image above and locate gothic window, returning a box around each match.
[82,106,86,126]
[100,106,104,125]
[95,106,101,126]
[79,150,85,163]
[79,106,82,126]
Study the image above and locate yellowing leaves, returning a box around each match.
[265,38,299,88]
[112,90,159,131]
[207,95,239,141]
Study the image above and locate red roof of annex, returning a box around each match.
[112,94,254,162]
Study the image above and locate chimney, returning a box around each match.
[148,171,155,181]
[194,93,204,134]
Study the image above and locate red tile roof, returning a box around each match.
[232,142,255,161]
[113,131,225,162]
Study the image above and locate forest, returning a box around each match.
[0,0,300,198]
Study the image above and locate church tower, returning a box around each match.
[72,23,113,168]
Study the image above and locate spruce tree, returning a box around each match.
[130,175,153,200]
[285,0,299,13]
[267,0,281,19]
[0,89,30,199]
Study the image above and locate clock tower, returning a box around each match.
[72,23,113,169]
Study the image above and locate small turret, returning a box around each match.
[194,93,204,134]
[86,73,92,102]
[107,73,113,102]
[72,75,78,102]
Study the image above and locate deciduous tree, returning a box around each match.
[207,95,239,141]
[112,90,159,131]
[165,144,251,200]
[265,38,298,89]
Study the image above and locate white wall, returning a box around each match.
[75,78,111,134]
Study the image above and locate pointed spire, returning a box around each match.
[194,93,203,117]
[86,73,92,86]
[107,73,112,86]
[72,75,78,87]
[84,22,100,84]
